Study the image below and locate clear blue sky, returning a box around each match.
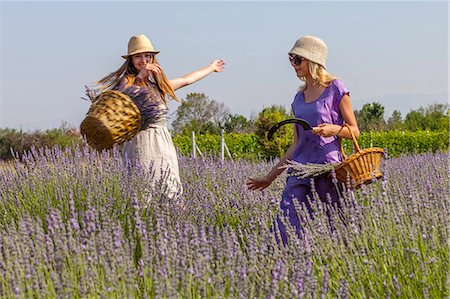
[1,1,448,131]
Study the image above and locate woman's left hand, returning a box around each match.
[312,123,341,137]
[144,63,162,74]
[210,59,225,72]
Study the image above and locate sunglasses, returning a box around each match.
[289,55,303,66]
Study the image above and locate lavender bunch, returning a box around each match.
[81,85,100,102]
[280,160,337,179]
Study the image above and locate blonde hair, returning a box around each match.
[97,56,178,104]
[298,61,336,91]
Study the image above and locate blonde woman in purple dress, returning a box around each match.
[247,35,359,244]
[97,34,225,200]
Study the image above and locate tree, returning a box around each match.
[172,93,229,135]
[404,110,426,131]
[423,103,449,131]
[223,114,255,133]
[355,102,386,132]
[387,110,403,130]
[404,103,449,131]
[254,105,293,159]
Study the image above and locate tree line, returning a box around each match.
[172,92,449,135]
[0,93,447,161]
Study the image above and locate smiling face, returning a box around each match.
[131,52,155,71]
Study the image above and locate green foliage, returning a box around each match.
[0,101,448,161]
[0,128,25,160]
[404,110,428,131]
[0,124,83,160]
[173,130,448,160]
[224,114,255,133]
[404,103,449,131]
[354,102,450,132]
[341,130,448,158]
[172,93,229,135]
[0,125,447,162]
[355,101,386,132]
[387,110,403,130]
[173,133,263,160]
[253,105,294,159]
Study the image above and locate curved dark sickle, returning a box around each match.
[267,118,313,140]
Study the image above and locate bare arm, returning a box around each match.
[312,94,360,139]
[246,126,299,191]
[169,60,225,91]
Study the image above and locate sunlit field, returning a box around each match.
[0,146,448,298]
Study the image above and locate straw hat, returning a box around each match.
[122,34,160,59]
[289,35,328,68]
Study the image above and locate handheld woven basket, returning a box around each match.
[80,90,141,151]
[334,124,385,189]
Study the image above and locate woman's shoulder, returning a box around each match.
[329,78,345,89]
[328,78,349,95]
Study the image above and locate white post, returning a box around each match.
[196,144,204,159]
[192,131,196,158]
[224,142,233,161]
[220,128,225,162]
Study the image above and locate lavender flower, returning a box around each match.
[0,147,447,298]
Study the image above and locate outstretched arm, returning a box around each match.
[169,59,225,91]
[246,126,300,191]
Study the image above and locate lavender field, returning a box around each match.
[0,146,448,298]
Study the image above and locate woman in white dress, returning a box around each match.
[97,34,225,200]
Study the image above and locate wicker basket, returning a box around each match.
[334,124,384,189]
[80,90,141,151]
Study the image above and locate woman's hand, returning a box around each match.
[209,59,225,73]
[145,63,162,74]
[246,176,274,191]
[137,63,162,79]
[312,123,341,137]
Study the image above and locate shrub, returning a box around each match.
[0,126,447,161]
[174,130,448,160]
[0,124,83,160]
[343,130,449,157]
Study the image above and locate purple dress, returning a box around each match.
[277,79,348,244]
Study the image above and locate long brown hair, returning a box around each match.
[97,56,178,103]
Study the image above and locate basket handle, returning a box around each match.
[340,123,361,160]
